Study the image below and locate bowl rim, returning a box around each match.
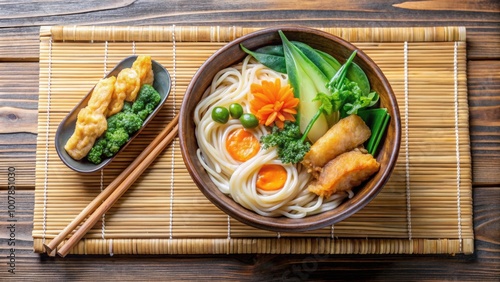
[179,25,401,232]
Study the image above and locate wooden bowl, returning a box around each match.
[55,56,171,173]
[179,26,401,232]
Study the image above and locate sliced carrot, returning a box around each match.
[225,128,260,162]
[256,164,287,191]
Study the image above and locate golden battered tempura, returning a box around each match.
[308,149,380,198]
[64,77,115,160]
[132,55,154,86]
[107,68,140,116]
[302,114,371,177]
[87,76,116,113]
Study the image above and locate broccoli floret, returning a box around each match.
[122,101,133,113]
[122,113,143,134]
[131,100,145,115]
[136,109,149,121]
[106,113,121,132]
[87,113,138,163]
[145,101,158,113]
[103,127,129,157]
[132,84,161,120]
[87,138,107,164]
[107,111,143,135]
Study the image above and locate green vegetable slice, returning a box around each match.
[291,41,337,79]
[279,30,330,143]
[315,49,371,96]
[357,108,391,155]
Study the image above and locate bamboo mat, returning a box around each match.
[33,26,473,255]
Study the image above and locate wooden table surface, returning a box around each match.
[0,1,498,281]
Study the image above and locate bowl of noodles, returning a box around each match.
[179,26,401,232]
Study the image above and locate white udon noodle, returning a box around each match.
[194,56,353,218]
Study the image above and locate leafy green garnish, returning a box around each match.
[325,80,379,118]
[299,50,359,141]
[260,121,311,164]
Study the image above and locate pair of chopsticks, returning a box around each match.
[44,114,179,257]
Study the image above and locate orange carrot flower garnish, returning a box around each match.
[250,78,299,129]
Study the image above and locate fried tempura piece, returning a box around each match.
[64,77,115,160]
[107,68,140,116]
[87,76,116,114]
[308,150,380,198]
[65,108,108,160]
[132,55,154,86]
[302,114,371,177]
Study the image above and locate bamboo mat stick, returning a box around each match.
[44,114,179,256]
[43,26,466,43]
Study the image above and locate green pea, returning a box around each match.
[211,106,229,124]
[239,113,259,129]
[229,103,244,119]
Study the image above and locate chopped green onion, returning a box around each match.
[357,108,391,155]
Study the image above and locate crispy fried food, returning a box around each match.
[64,77,115,160]
[302,114,371,177]
[308,150,380,198]
[132,55,154,86]
[107,68,140,116]
[87,76,116,114]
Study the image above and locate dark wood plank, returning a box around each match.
[467,28,500,60]
[0,1,498,60]
[0,27,40,62]
[0,62,39,110]
[468,60,500,185]
[473,186,500,259]
[0,62,38,189]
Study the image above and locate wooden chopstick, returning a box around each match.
[44,114,179,257]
